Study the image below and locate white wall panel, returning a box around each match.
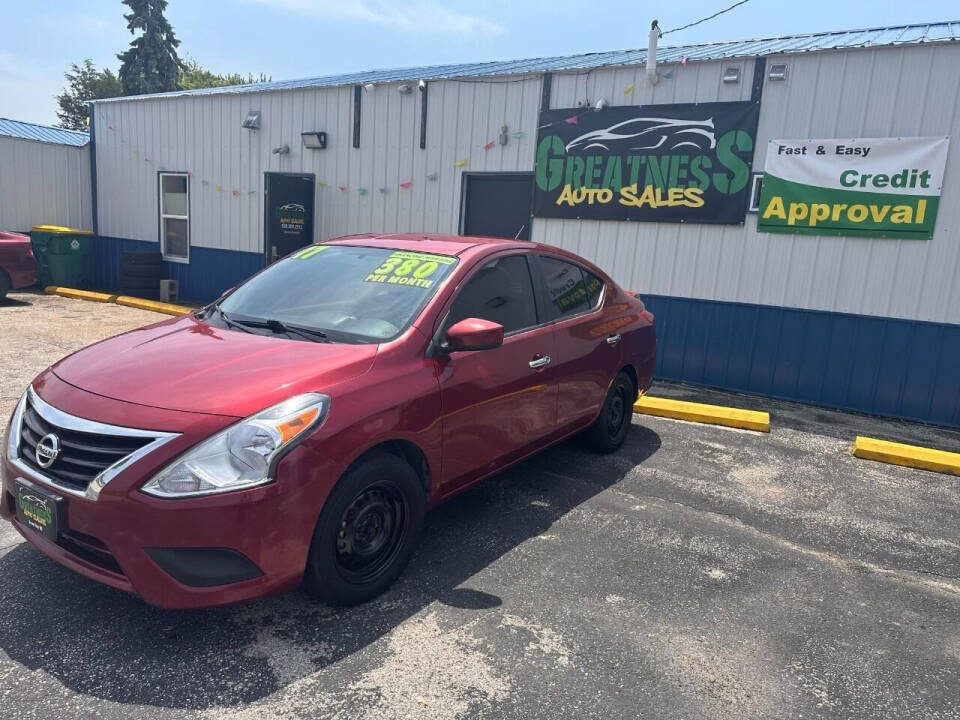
[94,41,960,324]
[0,137,90,232]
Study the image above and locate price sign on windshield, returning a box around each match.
[364,251,456,289]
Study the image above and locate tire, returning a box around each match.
[122,251,163,267]
[123,264,162,280]
[303,452,425,606]
[0,271,9,300]
[582,370,634,453]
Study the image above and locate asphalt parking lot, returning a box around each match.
[1,290,959,720]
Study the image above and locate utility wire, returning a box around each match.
[661,0,751,35]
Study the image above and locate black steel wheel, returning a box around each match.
[582,370,635,453]
[303,451,425,606]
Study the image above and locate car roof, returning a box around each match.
[327,233,535,257]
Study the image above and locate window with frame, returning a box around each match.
[159,172,189,262]
[446,254,538,335]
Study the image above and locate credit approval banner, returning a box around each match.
[757,137,949,239]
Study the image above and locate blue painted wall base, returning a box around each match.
[84,236,265,303]
[643,295,960,428]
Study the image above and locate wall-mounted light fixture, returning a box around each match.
[418,79,426,92]
[363,83,375,92]
[301,131,327,149]
[768,64,788,81]
[594,98,608,110]
[241,111,261,130]
[398,84,412,94]
[722,67,740,84]
[272,144,290,155]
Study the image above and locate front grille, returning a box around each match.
[17,396,153,493]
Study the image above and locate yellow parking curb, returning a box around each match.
[114,296,193,316]
[852,436,960,476]
[45,286,117,303]
[634,396,770,432]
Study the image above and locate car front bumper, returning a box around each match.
[1,373,335,609]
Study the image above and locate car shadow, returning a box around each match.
[0,295,33,307]
[0,424,660,710]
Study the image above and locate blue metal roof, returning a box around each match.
[0,118,89,147]
[96,20,959,103]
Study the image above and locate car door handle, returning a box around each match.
[529,355,551,369]
[606,334,622,346]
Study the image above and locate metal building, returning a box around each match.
[87,21,960,427]
[0,118,91,232]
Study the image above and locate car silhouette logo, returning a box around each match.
[35,433,61,468]
[565,117,716,153]
[279,203,305,213]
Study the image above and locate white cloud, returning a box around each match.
[240,0,504,36]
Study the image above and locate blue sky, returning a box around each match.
[1,0,957,126]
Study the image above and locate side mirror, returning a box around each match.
[445,318,504,352]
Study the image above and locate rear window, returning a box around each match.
[217,245,458,342]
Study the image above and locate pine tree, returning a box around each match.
[117,0,181,95]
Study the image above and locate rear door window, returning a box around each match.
[537,256,593,320]
[447,254,538,334]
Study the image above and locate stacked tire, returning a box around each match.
[121,252,163,300]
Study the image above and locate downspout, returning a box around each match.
[87,101,99,289]
[88,101,98,238]
[647,20,661,85]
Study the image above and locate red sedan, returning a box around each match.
[0,232,37,298]
[1,234,655,608]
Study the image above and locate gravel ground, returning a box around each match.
[1,290,959,720]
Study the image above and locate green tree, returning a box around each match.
[55,60,123,130]
[117,0,181,95]
[178,58,271,90]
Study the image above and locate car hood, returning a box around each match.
[51,315,378,417]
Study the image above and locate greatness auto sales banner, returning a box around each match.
[757,137,949,239]
[533,101,760,224]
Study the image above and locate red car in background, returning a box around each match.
[1,234,655,608]
[0,232,37,298]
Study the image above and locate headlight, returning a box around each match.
[142,393,329,498]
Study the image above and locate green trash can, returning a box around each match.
[30,225,93,288]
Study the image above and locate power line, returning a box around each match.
[661,0,751,35]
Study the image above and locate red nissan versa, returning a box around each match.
[1,234,655,608]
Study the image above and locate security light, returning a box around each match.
[398,84,412,94]
[241,111,261,130]
[594,98,608,110]
[418,79,427,91]
[768,64,788,81]
[301,131,328,149]
[363,83,375,92]
[272,144,290,155]
[722,67,740,83]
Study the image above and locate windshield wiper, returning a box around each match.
[228,316,330,343]
[206,303,255,334]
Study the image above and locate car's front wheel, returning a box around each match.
[582,370,635,453]
[303,451,425,606]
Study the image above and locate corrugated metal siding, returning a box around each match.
[646,294,960,427]
[93,42,960,325]
[0,136,91,232]
[534,43,960,326]
[0,118,89,147]
[94,76,540,255]
[92,21,960,103]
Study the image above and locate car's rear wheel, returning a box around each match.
[303,451,425,606]
[582,370,634,453]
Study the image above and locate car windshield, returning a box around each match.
[213,244,458,343]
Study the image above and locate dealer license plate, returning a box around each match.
[15,480,61,542]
